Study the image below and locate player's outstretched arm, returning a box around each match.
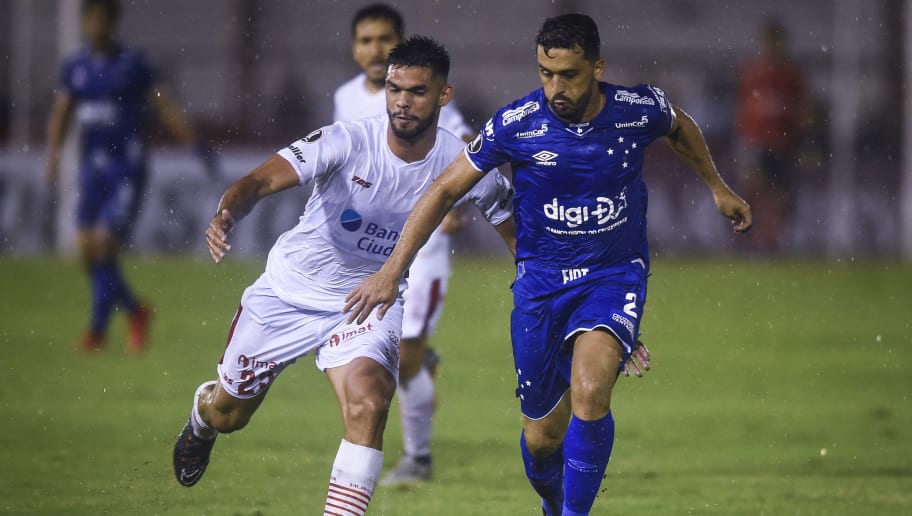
[344,153,485,324]
[45,91,75,185]
[206,155,300,263]
[664,106,752,233]
[149,88,219,178]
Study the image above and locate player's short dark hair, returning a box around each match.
[351,3,405,39]
[387,35,450,81]
[81,0,120,21]
[536,13,601,61]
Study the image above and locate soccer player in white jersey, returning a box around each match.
[171,36,515,516]
[333,3,475,485]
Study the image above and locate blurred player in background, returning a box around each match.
[172,37,514,515]
[333,3,475,485]
[45,0,216,352]
[346,14,751,515]
[735,18,808,252]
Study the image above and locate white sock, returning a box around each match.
[324,439,383,516]
[398,367,435,458]
[189,381,218,440]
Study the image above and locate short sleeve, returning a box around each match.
[276,124,351,188]
[464,115,511,173]
[645,85,676,139]
[461,168,514,225]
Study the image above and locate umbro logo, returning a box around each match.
[532,150,558,167]
[351,175,373,188]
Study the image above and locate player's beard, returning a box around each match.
[388,110,436,139]
[548,84,595,123]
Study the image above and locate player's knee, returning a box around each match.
[525,430,564,457]
[571,379,612,420]
[345,393,392,426]
[524,423,566,456]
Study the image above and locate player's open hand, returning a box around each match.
[206,209,235,263]
[343,270,399,325]
[714,189,752,233]
[623,340,651,378]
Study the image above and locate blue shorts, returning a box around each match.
[77,162,146,241]
[510,259,648,420]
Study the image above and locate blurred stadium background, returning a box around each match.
[1,1,911,515]
[1,0,910,258]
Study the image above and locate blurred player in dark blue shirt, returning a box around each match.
[347,13,752,515]
[45,0,217,352]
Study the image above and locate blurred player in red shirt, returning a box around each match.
[736,18,809,252]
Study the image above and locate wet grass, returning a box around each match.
[0,256,910,515]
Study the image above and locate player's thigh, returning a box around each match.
[99,168,146,242]
[567,269,648,363]
[570,329,624,418]
[314,300,404,381]
[511,302,572,422]
[216,285,323,400]
[326,356,397,418]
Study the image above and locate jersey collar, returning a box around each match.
[540,82,611,138]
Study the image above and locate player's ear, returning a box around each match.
[593,58,606,81]
[439,83,453,107]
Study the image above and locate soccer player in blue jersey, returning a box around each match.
[45,0,215,352]
[346,13,752,515]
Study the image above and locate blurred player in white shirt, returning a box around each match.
[172,36,515,515]
[334,3,477,485]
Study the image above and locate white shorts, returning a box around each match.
[401,232,451,340]
[401,272,449,340]
[217,276,403,399]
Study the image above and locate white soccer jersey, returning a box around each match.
[333,73,473,138]
[333,72,478,337]
[268,114,512,312]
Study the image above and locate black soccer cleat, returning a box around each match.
[173,419,217,487]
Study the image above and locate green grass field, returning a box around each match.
[1,256,910,515]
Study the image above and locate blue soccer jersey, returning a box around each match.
[465,82,675,272]
[59,44,155,236]
[467,82,676,419]
[59,44,155,171]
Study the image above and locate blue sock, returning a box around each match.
[105,260,139,312]
[89,264,116,335]
[562,412,615,515]
[521,432,564,515]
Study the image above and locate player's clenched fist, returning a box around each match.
[344,270,399,325]
[206,209,235,263]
